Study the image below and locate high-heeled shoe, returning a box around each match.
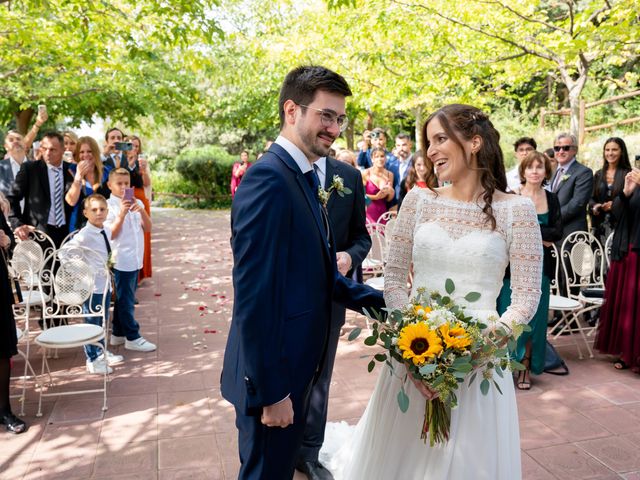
[1,412,28,434]
[517,356,531,390]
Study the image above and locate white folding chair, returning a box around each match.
[548,232,605,358]
[362,223,385,278]
[376,210,397,224]
[34,246,112,417]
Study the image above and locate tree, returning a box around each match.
[0,0,222,133]
[330,0,640,136]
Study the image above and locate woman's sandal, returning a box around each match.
[614,359,628,370]
[517,356,532,390]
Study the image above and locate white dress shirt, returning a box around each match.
[314,157,327,189]
[62,223,112,293]
[275,135,312,174]
[506,166,521,193]
[46,163,66,226]
[104,195,144,272]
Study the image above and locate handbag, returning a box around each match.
[1,248,22,304]
[544,340,569,375]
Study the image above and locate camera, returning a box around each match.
[115,142,133,151]
[369,131,380,139]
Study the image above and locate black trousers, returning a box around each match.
[235,384,312,479]
[298,302,346,462]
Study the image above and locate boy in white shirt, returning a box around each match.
[104,168,155,352]
[63,193,123,374]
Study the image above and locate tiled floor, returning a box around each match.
[3,208,640,479]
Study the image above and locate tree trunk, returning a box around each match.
[413,107,423,150]
[15,108,34,135]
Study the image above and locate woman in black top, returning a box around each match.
[0,210,27,433]
[589,137,632,246]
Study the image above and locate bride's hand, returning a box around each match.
[408,373,439,400]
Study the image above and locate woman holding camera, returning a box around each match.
[126,136,153,281]
[589,137,632,246]
[65,137,104,232]
[230,150,251,199]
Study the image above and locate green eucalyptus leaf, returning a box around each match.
[397,387,410,413]
[464,292,481,302]
[367,360,376,373]
[347,327,362,341]
[480,378,490,395]
[445,278,455,294]
[419,363,437,376]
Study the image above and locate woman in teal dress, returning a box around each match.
[498,151,562,389]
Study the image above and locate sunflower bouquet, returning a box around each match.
[351,278,527,446]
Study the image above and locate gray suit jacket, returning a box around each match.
[0,159,15,198]
[551,159,593,240]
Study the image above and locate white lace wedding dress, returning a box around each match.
[321,188,542,480]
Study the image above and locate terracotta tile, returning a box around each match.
[539,411,612,442]
[519,419,568,450]
[588,382,640,405]
[528,444,618,480]
[577,436,640,473]
[156,372,205,393]
[94,440,158,476]
[0,454,32,480]
[521,452,558,480]
[24,452,96,479]
[47,396,107,424]
[622,472,640,480]
[582,405,640,434]
[158,434,219,470]
[622,402,640,419]
[159,468,223,480]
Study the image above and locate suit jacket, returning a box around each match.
[551,159,593,240]
[221,143,383,415]
[325,157,370,276]
[0,158,15,198]
[8,159,75,231]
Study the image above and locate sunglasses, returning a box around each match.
[553,145,575,152]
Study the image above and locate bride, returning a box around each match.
[323,104,542,480]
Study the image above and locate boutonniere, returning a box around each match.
[317,175,352,207]
[561,174,571,182]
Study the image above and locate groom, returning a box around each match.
[221,65,385,479]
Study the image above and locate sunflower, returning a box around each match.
[397,322,443,365]
[439,323,472,350]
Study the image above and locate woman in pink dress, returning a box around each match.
[231,150,251,198]
[363,147,395,224]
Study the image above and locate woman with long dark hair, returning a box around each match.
[589,137,632,245]
[327,105,542,479]
[398,150,433,209]
[595,167,640,371]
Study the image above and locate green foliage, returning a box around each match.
[175,145,235,198]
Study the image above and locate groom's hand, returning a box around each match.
[261,397,294,428]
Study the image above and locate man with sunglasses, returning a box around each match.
[221,65,384,480]
[549,133,593,242]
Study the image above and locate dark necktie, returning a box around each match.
[303,170,330,244]
[313,163,324,190]
[100,230,112,255]
[551,167,565,193]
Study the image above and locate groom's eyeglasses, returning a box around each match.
[553,145,575,152]
[298,104,349,132]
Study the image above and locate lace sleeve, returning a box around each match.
[383,189,423,309]
[501,199,543,327]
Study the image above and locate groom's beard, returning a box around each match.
[298,127,336,159]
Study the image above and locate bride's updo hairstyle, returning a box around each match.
[421,104,507,230]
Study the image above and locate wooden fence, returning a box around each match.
[540,89,640,144]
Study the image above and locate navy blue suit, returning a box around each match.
[221,143,384,479]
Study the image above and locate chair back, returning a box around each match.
[11,240,45,280]
[24,229,56,261]
[362,223,386,276]
[604,230,614,268]
[376,210,397,224]
[41,246,110,320]
[559,231,605,299]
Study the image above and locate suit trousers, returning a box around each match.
[298,302,345,461]
[236,383,312,479]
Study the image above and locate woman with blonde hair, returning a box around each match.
[65,136,104,231]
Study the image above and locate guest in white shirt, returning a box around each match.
[104,168,155,353]
[506,137,537,192]
[62,194,124,374]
